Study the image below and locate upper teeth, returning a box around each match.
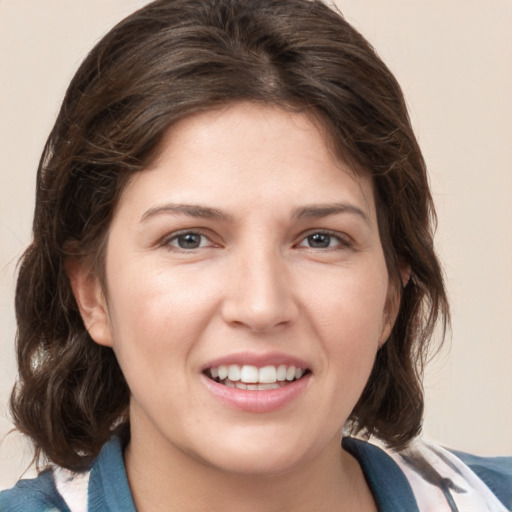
[210,364,304,384]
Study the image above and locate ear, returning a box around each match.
[378,264,411,347]
[400,265,412,288]
[66,260,113,347]
[378,297,397,348]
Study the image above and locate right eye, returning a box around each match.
[165,231,212,250]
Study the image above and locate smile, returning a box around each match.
[205,364,309,390]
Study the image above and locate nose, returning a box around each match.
[220,246,299,333]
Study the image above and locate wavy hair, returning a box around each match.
[11,0,449,471]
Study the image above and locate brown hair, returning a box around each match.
[11,0,449,471]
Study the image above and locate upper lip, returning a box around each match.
[201,352,311,371]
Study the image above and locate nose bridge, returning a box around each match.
[221,238,297,331]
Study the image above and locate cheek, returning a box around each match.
[104,260,220,365]
[304,265,390,341]
[302,264,390,387]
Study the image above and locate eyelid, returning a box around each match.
[157,228,353,251]
[159,228,219,250]
[295,229,353,249]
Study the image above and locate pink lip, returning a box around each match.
[201,372,311,413]
[201,351,310,371]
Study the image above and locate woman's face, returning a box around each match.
[82,102,396,475]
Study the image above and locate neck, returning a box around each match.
[125,425,376,512]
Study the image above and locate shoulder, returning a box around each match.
[343,436,512,511]
[0,436,130,512]
[0,470,71,512]
[450,448,512,510]
[380,437,511,511]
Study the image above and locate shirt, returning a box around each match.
[1,436,511,511]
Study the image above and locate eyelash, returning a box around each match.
[161,230,215,251]
[295,230,352,250]
[161,229,351,252]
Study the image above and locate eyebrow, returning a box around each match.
[140,202,370,224]
[292,203,370,225]
[140,203,230,222]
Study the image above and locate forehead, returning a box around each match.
[151,102,360,176]
[117,102,376,222]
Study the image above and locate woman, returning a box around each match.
[0,0,510,510]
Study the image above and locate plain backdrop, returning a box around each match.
[1,0,511,490]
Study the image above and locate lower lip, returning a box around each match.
[201,374,311,413]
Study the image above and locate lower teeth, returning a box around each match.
[221,379,291,390]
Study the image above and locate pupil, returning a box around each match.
[178,233,201,249]
[309,233,330,248]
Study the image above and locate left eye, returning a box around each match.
[167,232,210,250]
[298,232,344,249]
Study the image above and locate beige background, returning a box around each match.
[1,0,511,490]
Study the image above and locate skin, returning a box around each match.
[71,102,399,511]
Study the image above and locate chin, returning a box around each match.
[208,448,305,477]
[190,426,324,477]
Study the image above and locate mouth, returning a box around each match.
[204,364,311,391]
